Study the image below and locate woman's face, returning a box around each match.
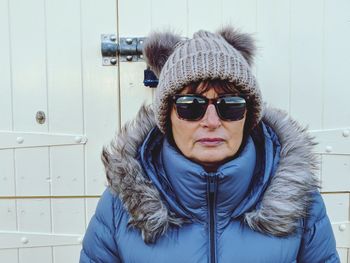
[170,85,246,169]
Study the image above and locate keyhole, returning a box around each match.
[36,111,46,124]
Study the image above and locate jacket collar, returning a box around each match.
[102,104,319,243]
[142,132,257,224]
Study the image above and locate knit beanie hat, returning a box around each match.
[143,26,263,134]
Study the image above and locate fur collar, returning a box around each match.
[102,104,319,243]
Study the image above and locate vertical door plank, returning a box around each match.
[17,199,51,233]
[118,0,153,126]
[222,0,257,33]
[51,199,85,234]
[46,0,83,134]
[0,149,15,196]
[0,0,13,131]
[119,62,153,125]
[53,246,81,263]
[15,148,50,196]
[188,0,222,34]
[85,198,99,229]
[19,247,52,263]
[0,200,17,231]
[256,0,290,112]
[0,249,18,263]
[50,145,84,196]
[290,0,323,129]
[337,248,348,263]
[321,155,350,192]
[9,0,48,133]
[84,142,108,196]
[150,0,188,35]
[323,0,350,129]
[81,0,119,195]
[323,193,349,222]
[118,0,152,36]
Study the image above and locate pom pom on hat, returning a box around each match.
[142,31,182,77]
[217,25,256,66]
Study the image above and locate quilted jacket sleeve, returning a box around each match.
[80,188,121,263]
[297,192,340,263]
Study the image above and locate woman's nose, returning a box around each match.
[200,104,221,129]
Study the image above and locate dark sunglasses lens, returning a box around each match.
[175,96,207,120]
[217,97,246,120]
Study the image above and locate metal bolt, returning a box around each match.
[109,35,116,42]
[103,58,109,64]
[126,55,133,61]
[21,237,29,244]
[75,136,87,144]
[325,146,332,153]
[343,130,349,137]
[339,224,346,231]
[81,136,88,144]
[17,137,24,144]
[110,58,117,65]
[126,38,133,44]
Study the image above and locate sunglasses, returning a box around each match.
[171,94,247,121]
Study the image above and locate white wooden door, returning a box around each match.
[0,0,119,262]
[1,0,349,263]
[118,0,350,262]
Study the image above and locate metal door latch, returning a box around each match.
[101,34,145,66]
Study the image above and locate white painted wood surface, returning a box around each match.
[0,0,118,261]
[311,128,350,155]
[0,131,87,149]
[0,0,12,132]
[322,155,350,192]
[255,0,291,112]
[0,0,349,262]
[290,0,323,130]
[323,0,350,130]
[0,231,83,249]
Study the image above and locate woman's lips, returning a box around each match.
[197,138,224,146]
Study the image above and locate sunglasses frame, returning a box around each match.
[171,93,249,121]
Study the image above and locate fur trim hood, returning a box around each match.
[102,105,319,244]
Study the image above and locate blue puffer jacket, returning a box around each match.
[80,105,339,263]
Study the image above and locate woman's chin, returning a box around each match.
[189,149,234,167]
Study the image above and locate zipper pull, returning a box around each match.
[208,174,217,194]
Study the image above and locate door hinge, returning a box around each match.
[101,34,145,66]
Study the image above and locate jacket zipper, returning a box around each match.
[208,174,217,263]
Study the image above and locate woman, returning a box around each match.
[80,27,339,262]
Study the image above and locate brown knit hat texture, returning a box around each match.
[143,26,263,134]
